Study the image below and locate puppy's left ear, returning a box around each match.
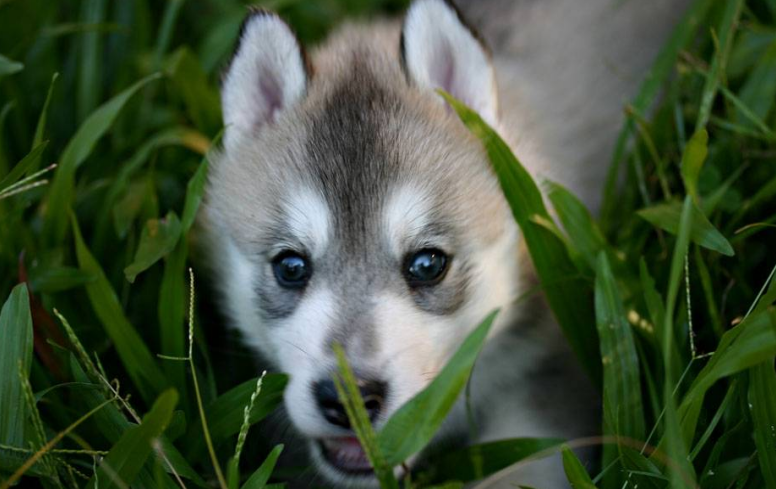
[221,9,310,149]
[401,0,498,126]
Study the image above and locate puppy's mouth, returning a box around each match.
[318,437,373,475]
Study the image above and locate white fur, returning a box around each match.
[282,187,331,257]
[466,219,521,336]
[275,287,339,438]
[221,237,267,354]
[383,184,434,256]
[372,292,442,409]
[403,0,498,126]
[221,13,307,149]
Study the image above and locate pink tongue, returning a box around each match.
[323,437,372,471]
[339,436,361,447]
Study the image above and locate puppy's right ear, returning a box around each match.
[221,10,310,149]
[401,0,497,127]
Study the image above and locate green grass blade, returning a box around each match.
[680,129,708,204]
[68,359,205,486]
[0,102,15,175]
[685,310,776,407]
[157,437,207,487]
[158,145,213,412]
[423,483,464,489]
[159,242,189,408]
[660,196,696,487]
[0,284,34,452]
[0,141,49,190]
[637,201,734,256]
[241,444,284,489]
[124,211,182,283]
[180,269,227,489]
[182,374,288,460]
[56,311,105,386]
[546,180,608,272]
[0,53,23,78]
[595,252,645,441]
[766,0,776,17]
[181,143,213,233]
[736,39,776,128]
[601,0,714,225]
[92,126,205,249]
[689,381,736,461]
[562,446,597,488]
[198,10,244,72]
[420,438,563,485]
[619,447,666,489]
[693,245,724,339]
[698,420,745,487]
[441,90,600,383]
[747,361,776,488]
[640,258,681,383]
[72,213,168,403]
[377,311,497,467]
[228,372,267,489]
[751,263,776,318]
[333,343,398,488]
[28,266,94,293]
[1,390,114,487]
[728,25,776,78]
[639,258,666,338]
[86,389,179,489]
[701,163,747,216]
[675,309,776,449]
[153,0,186,69]
[166,48,221,133]
[77,0,106,122]
[43,73,162,245]
[715,83,776,139]
[731,173,776,229]
[32,73,59,152]
[110,176,158,240]
[695,0,743,131]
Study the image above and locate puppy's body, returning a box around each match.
[205,1,688,487]
[461,0,689,213]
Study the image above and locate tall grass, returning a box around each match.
[1,0,776,488]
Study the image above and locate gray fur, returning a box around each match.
[242,53,482,329]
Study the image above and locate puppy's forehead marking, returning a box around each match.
[304,57,402,253]
[282,186,331,256]
[384,184,433,255]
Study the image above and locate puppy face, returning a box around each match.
[206,1,520,484]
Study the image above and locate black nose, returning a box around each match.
[314,379,387,429]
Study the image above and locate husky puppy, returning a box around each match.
[205,0,688,486]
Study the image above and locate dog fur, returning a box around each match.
[204,0,689,486]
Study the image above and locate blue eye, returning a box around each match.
[273,251,312,288]
[406,249,449,286]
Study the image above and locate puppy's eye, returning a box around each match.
[272,251,312,288]
[405,248,448,286]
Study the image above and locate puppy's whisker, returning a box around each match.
[278,338,322,367]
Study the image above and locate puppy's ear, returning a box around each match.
[221,10,310,148]
[401,0,498,126]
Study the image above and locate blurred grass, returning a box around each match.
[1,0,776,488]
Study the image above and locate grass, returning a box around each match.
[1,0,776,487]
